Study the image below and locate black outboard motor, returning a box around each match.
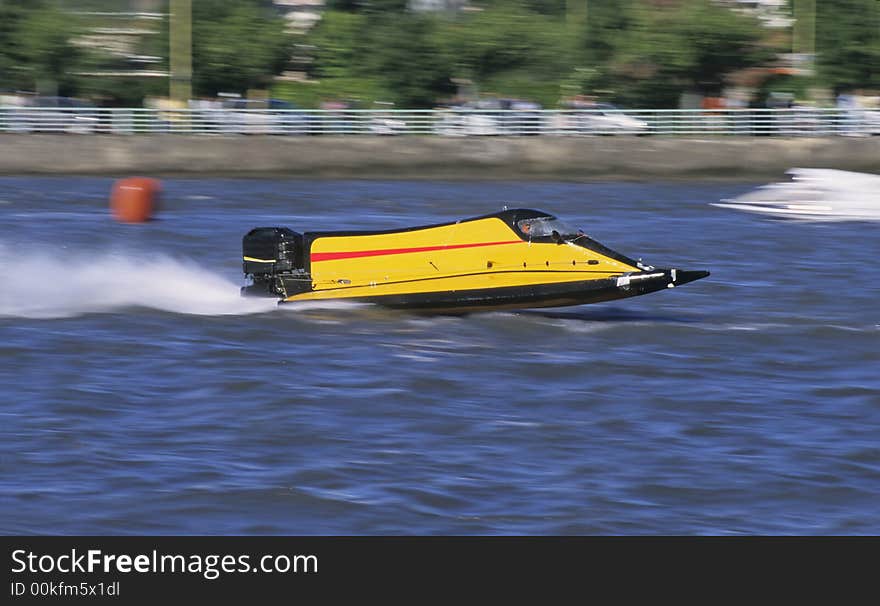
[241,227,310,298]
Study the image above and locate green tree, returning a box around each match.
[0,0,83,95]
[577,0,634,67]
[815,0,880,94]
[444,5,564,81]
[191,0,293,96]
[306,9,454,107]
[308,11,370,81]
[610,0,773,107]
[363,13,454,107]
[0,1,27,89]
[440,3,568,103]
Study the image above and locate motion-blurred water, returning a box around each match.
[1,177,878,534]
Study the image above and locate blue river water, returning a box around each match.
[1,177,878,535]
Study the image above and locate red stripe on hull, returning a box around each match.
[311,240,523,262]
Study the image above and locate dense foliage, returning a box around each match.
[190,0,293,97]
[1,0,878,107]
[815,0,880,94]
[0,0,291,104]
[0,0,83,97]
[298,0,778,108]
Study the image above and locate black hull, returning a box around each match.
[278,269,709,314]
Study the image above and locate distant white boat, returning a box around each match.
[712,168,880,221]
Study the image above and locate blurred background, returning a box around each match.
[0,0,878,114]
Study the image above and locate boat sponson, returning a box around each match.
[279,268,709,313]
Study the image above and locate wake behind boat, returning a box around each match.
[712,168,880,221]
[240,208,709,313]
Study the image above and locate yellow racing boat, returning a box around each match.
[241,208,708,312]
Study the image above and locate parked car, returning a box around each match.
[219,98,312,134]
[368,115,408,134]
[8,96,99,133]
[368,101,407,135]
[433,100,510,136]
[496,99,544,135]
[770,104,825,136]
[842,108,880,136]
[433,108,502,136]
[551,102,649,135]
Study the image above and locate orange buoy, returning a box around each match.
[110,177,161,223]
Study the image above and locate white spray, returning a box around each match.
[0,243,278,319]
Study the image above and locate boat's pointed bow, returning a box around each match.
[670,269,710,286]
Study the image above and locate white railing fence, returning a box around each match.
[1,107,878,136]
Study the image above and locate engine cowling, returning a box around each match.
[241,227,310,298]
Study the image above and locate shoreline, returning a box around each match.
[2,135,879,179]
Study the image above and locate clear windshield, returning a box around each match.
[517,217,583,238]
